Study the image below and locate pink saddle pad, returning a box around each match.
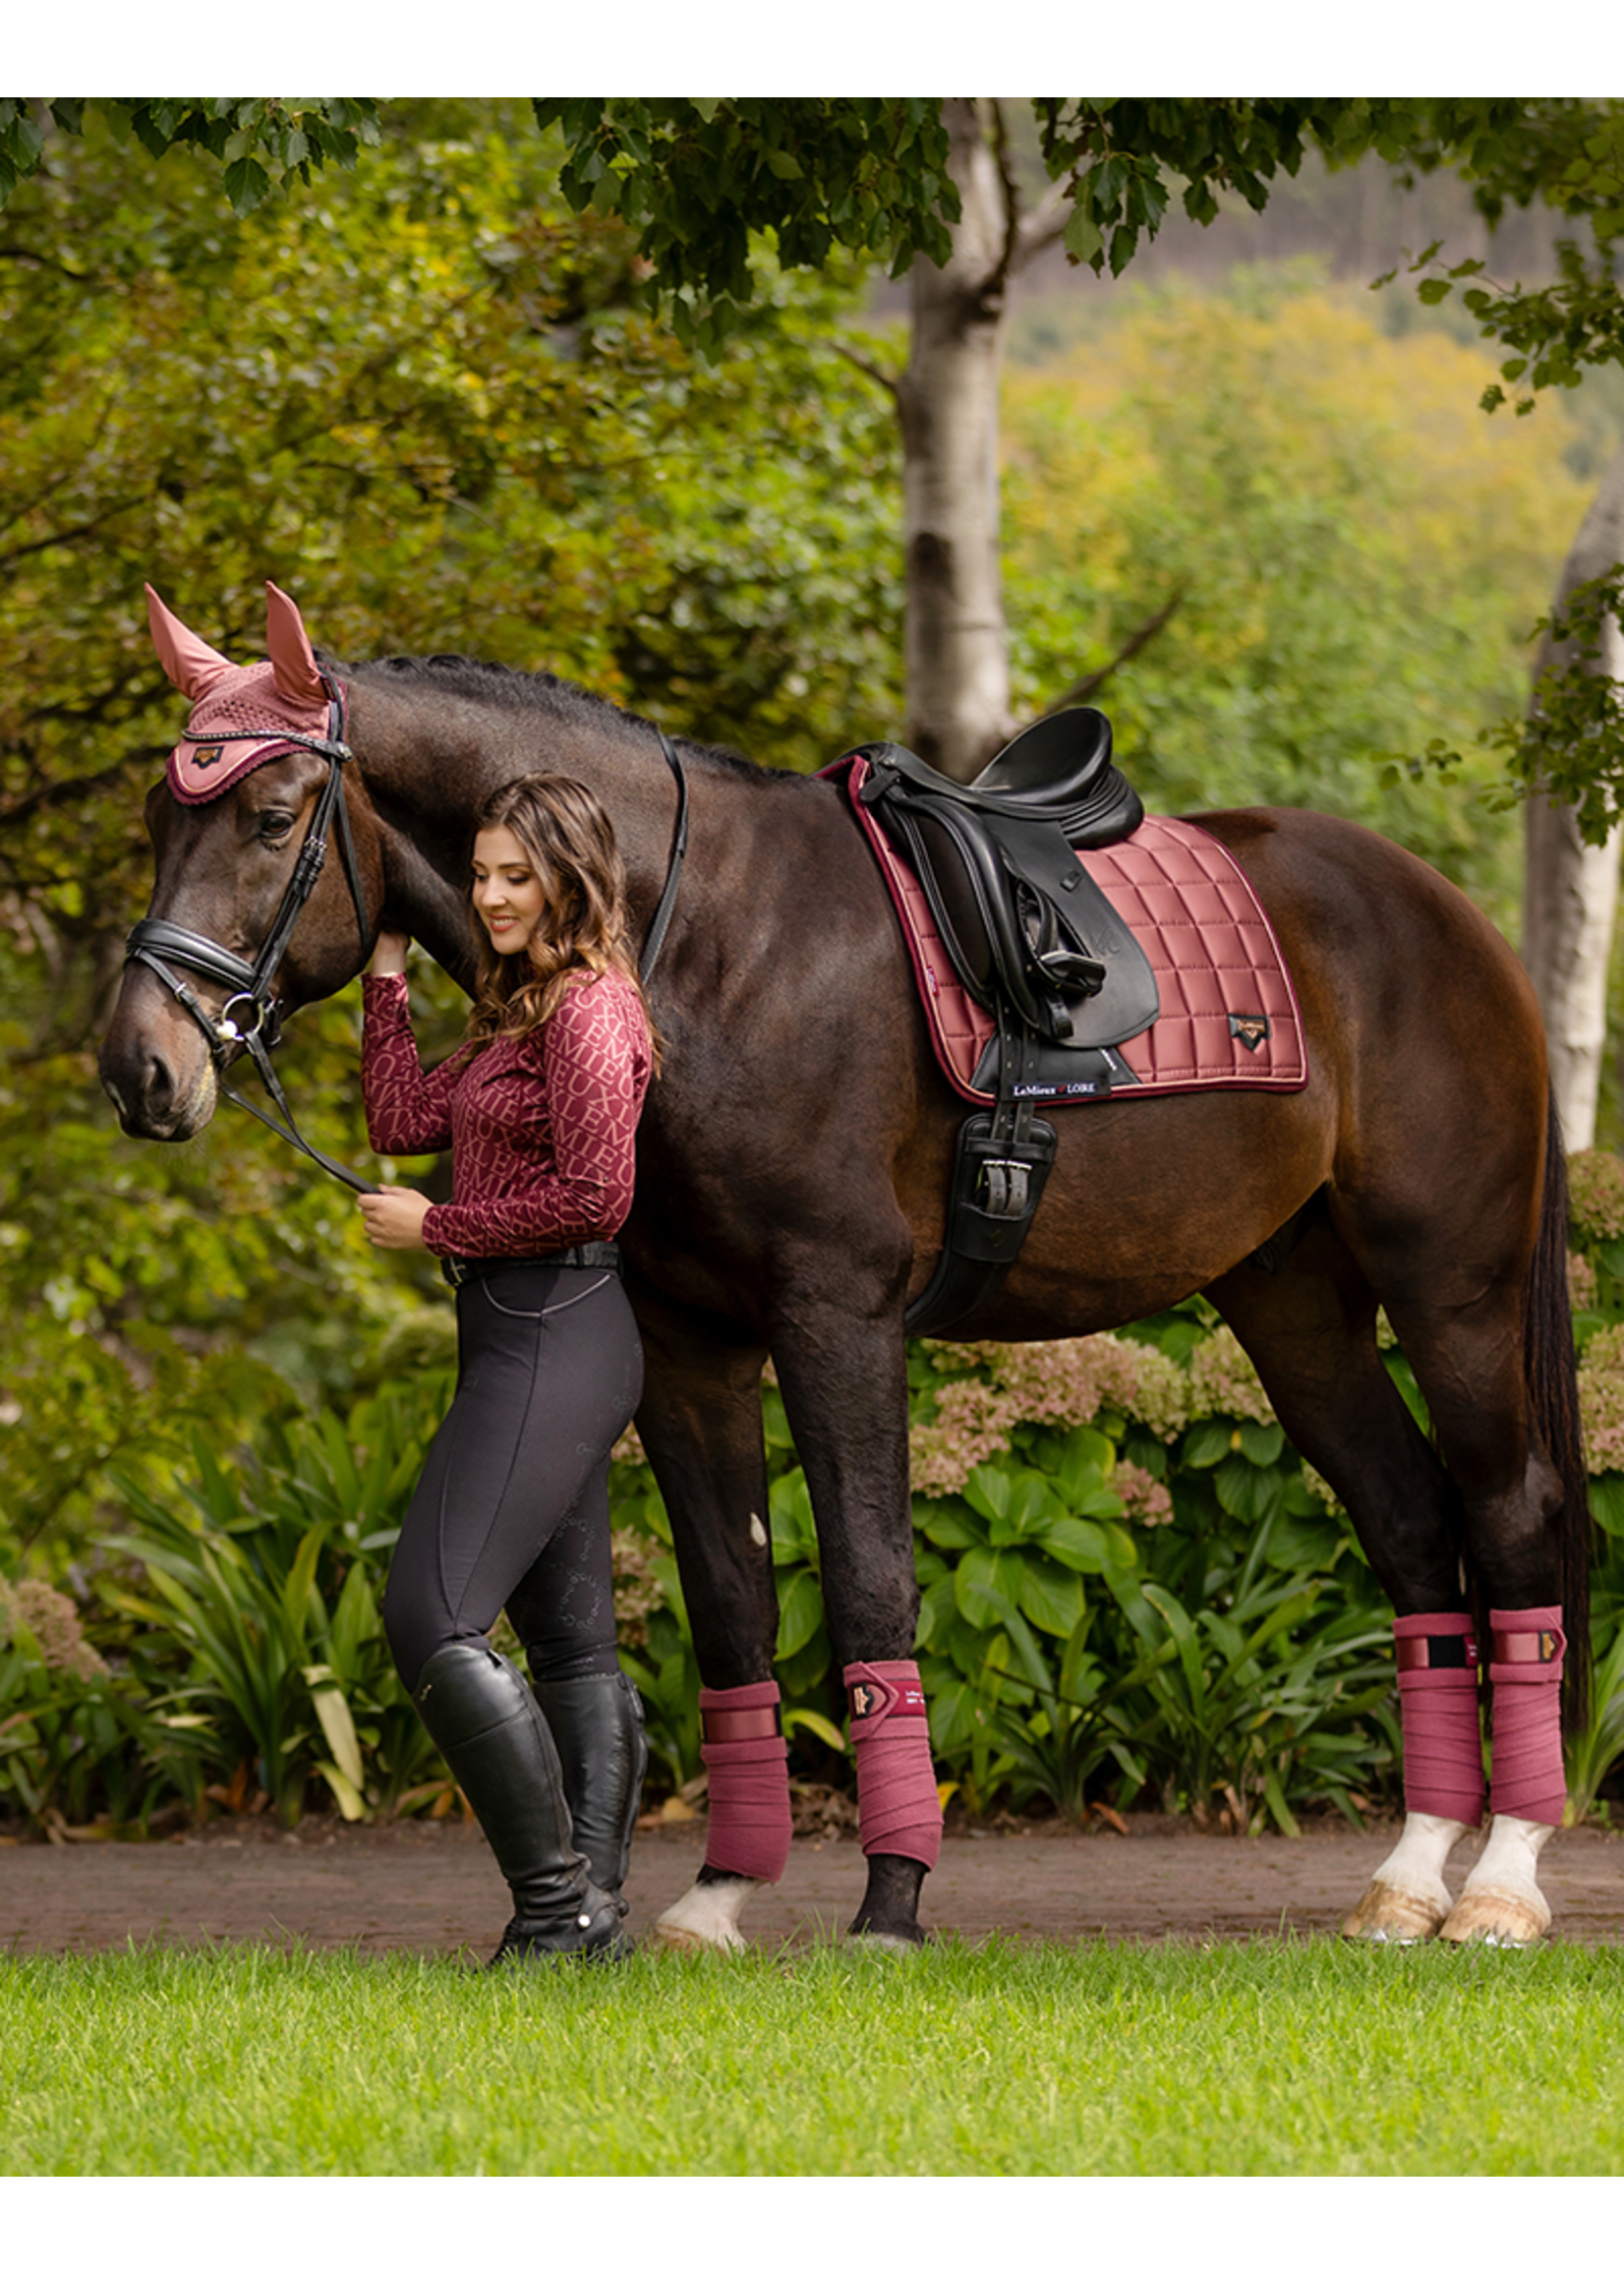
[831,753,1307,1107]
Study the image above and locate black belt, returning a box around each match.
[439,1243,621,1289]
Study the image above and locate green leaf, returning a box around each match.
[305,1670,365,1793]
[1016,1557,1087,1639]
[1047,1426,1119,1506]
[926,1675,980,1756]
[1062,203,1103,265]
[955,1545,1013,1630]
[916,1501,981,1551]
[1237,1421,1285,1466]
[1039,1515,1112,1573]
[775,1566,824,1659]
[987,1470,1061,1544]
[314,1760,368,1822]
[1588,1471,1624,1538]
[782,1707,845,1752]
[963,1465,1012,1525]
[1209,1455,1282,1528]
[768,1471,818,1563]
[222,156,271,217]
[1182,1420,1235,1469]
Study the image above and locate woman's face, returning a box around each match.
[471,824,550,958]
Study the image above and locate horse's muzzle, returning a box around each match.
[98,1022,219,1142]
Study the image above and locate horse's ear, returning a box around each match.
[145,585,236,701]
[265,582,326,706]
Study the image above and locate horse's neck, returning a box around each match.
[349,681,683,989]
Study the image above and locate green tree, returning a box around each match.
[1001,278,1595,926]
[14,98,1614,374]
[6,95,1622,778]
[8,90,1624,1566]
[0,105,901,1573]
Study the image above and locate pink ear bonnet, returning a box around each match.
[147,582,339,804]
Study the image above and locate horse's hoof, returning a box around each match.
[847,1905,928,1952]
[648,1881,752,1954]
[847,1927,927,1954]
[1437,1887,1549,1948]
[648,1920,745,1954]
[1340,1880,1450,1944]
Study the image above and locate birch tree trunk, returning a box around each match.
[896,100,1064,782]
[897,101,1013,781]
[1521,445,1624,1151]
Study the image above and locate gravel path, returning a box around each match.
[5,1815,1622,1957]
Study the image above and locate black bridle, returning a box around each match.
[123,698,688,1197]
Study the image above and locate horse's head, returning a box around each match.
[99,582,384,1142]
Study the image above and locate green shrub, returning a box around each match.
[0,1576,202,1835]
[101,1388,453,1828]
[10,1254,1624,1837]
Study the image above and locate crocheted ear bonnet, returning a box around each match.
[146,582,337,805]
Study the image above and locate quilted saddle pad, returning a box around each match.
[833,753,1308,1108]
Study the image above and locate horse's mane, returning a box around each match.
[337,650,783,784]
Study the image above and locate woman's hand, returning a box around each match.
[357,1188,434,1250]
[368,928,411,979]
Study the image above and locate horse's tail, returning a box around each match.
[1524,1080,1592,1732]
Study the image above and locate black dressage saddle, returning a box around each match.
[849,708,1155,1336]
[855,708,1158,1079]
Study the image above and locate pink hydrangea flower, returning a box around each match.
[1568,1149,1624,1245]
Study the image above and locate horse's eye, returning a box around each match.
[259,812,296,845]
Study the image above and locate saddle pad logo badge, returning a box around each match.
[1229,1013,1271,1052]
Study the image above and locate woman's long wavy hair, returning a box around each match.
[464,773,661,1068]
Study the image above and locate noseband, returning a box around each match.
[123,683,379,1194]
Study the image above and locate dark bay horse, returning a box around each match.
[101,586,1590,1951]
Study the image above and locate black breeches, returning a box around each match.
[383,1264,643,1696]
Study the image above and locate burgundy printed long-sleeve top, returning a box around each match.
[361,970,653,1258]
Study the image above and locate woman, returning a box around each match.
[357,773,656,1963]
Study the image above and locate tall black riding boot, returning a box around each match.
[412,1642,628,1963]
[531,1669,648,1899]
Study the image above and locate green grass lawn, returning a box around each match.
[4,1935,1623,2177]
